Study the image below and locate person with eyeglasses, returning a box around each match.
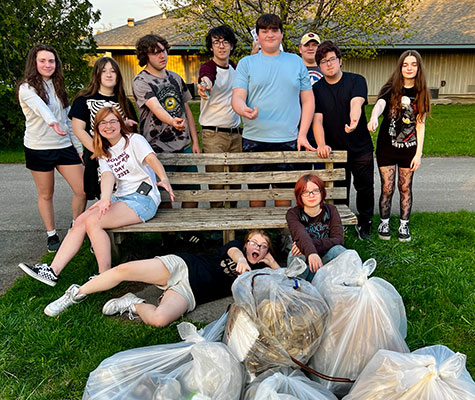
[41,229,279,327]
[286,174,345,281]
[198,25,242,208]
[312,40,374,240]
[19,107,174,287]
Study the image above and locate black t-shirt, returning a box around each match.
[377,86,418,151]
[178,240,267,305]
[68,93,136,137]
[313,72,373,155]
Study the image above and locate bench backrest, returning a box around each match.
[156,151,347,204]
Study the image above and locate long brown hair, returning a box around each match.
[378,50,430,123]
[92,107,131,159]
[17,44,69,108]
[74,57,134,119]
[244,229,274,255]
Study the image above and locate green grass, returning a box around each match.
[1,104,473,163]
[0,212,474,398]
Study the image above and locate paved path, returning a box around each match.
[1,159,474,311]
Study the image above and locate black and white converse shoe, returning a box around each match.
[398,223,412,242]
[378,221,391,240]
[18,263,59,287]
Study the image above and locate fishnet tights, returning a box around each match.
[378,166,414,220]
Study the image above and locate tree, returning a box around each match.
[158,0,420,58]
[0,0,100,146]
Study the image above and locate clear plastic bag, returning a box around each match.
[343,345,475,399]
[83,312,230,400]
[225,267,328,376]
[244,368,338,400]
[308,250,409,397]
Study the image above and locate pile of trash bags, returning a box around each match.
[83,250,475,399]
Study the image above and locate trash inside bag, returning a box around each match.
[343,344,475,399]
[308,250,409,397]
[83,312,231,400]
[244,368,338,400]
[225,268,328,376]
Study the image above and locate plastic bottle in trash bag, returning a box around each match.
[308,250,409,397]
[343,344,475,399]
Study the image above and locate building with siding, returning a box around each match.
[95,0,475,100]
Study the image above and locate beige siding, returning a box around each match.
[343,51,475,96]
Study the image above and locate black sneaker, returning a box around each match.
[18,263,58,287]
[378,221,391,240]
[398,224,412,242]
[355,222,372,240]
[47,234,60,252]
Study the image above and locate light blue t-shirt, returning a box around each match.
[233,51,311,143]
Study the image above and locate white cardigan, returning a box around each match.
[19,80,82,154]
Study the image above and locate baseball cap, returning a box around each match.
[300,32,321,45]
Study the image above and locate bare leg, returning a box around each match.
[30,170,55,231]
[378,165,396,219]
[136,289,188,328]
[397,167,414,220]
[78,258,170,295]
[57,164,87,218]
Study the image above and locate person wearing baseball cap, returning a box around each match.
[299,32,323,86]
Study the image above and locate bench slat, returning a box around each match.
[110,205,358,233]
[158,187,348,202]
[157,150,347,166]
[166,168,345,185]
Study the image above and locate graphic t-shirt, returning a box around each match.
[178,240,267,305]
[98,134,160,206]
[378,86,418,150]
[133,69,192,153]
[307,65,323,87]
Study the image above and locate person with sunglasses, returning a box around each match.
[19,107,174,287]
[286,174,345,281]
[42,229,279,328]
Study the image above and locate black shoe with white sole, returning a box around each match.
[18,263,58,286]
[47,234,60,252]
[398,224,412,242]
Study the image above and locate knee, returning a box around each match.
[38,191,54,202]
[85,214,101,232]
[147,310,176,328]
[113,262,134,278]
[381,184,394,196]
[398,183,411,195]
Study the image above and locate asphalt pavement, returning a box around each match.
[1,158,474,320]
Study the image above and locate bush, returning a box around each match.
[0,86,24,148]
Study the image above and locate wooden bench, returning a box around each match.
[108,151,357,252]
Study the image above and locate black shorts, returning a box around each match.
[24,145,82,172]
[376,144,416,169]
[242,138,297,189]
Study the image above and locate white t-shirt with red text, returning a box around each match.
[98,134,161,206]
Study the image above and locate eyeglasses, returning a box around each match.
[247,240,269,252]
[212,40,231,47]
[301,189,321,197]
[320,56,338,66]
[98,119,120,126]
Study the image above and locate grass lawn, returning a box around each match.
[1,104,474,163]
[0,211,474,399]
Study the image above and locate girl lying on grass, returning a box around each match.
[19,106,174,287]
[43,229,280,327]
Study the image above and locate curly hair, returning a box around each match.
[315,40,342,66]
[205,25,237,55]
[136,34,170,67]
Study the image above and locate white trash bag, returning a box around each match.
[225,267,328,377]
[244,368,338,400]
[343,344,475,399]
[309,250,409,397]
[83,312,231,399]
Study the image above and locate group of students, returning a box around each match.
[16,12,429,328]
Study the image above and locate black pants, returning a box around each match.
[334,151,374,225]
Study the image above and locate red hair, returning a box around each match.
[294,174,326,208]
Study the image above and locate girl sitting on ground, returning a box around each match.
[286,174,345,281]
[43,229,280,328]
[19,106,174,287]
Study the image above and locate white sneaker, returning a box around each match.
[102,293,145,320]
[44,284,86,317]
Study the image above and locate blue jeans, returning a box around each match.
[287,245,346,282]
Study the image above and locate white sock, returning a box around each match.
[380,218,389,225]
[47,230,57,237]
[400,219,409,227]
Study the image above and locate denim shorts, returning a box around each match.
[111,192,158,222]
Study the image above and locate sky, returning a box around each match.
[90,0,163,31]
